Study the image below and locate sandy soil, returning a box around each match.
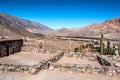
[43,38,90,52]
[56,56,100,66]
[0,70,119,80]
[0,52,50,66]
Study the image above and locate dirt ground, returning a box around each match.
[0,70,119,80]
[56,56,100,66]
[0,38,119,80]
[0,52,50,66]
[42,38,90,53]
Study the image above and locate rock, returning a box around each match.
[28,68,38,74]
[108,67,117,76]
[20,66,29,72]
[97,56,111,66]
[49,65,54,70]
[0,66,4,70]
[8,66,16,71]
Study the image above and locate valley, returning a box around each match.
[0,12,120,80]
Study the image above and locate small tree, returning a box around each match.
[39,42,43,49]
[74,47,79,52]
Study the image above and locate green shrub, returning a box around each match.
[39,42,43,49]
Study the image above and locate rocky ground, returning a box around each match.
[55,56,99,66]
[0,38,120,80]
[0,52,50,66]
[42,38,91,53]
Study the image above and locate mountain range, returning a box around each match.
[52,17,120,40]
[0,12,120,40]
[0,12,53,39]
[0,12,53,33]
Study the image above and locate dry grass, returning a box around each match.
[42,38,90,53]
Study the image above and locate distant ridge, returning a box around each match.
[0,24,38,39]
[0,12,53,34]
[0,12,120,40]
[51,17,120,40]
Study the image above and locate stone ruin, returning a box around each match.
[48,52,120,76]
[0,52,64,74]
[49,63,119,76]
[0,39,23,57]
[0,39,120,76]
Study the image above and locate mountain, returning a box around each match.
[0,25,22,39]
[0,12,53,34]
[73,17,120,39]
[52,17,120,40]
[0,24,38,39]
[49,28,73,36]
[1,12,119,40]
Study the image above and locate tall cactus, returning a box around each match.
[118,43,120,55]
[107,39,111,55]
[100,34,104,54]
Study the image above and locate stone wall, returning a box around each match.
[49,63,120,76]
[0,52,64,74]
[97,55,111,66]
[0,39,23,57]
[65,52,97,61]
[29,52,64,74]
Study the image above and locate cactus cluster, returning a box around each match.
[99,34,115,55]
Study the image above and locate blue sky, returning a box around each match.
[0,0,120,30]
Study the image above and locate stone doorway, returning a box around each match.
[6,45,9,56]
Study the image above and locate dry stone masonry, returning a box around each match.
[0,39,23,57]
[0,52,64,74]
[49,63,120,76]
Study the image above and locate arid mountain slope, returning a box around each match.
[74,18,120,39]
[0,24,38,39]
[50,28,74,36]
[0,25,22,39]
[0,12,53,33]
[52,17,120,39]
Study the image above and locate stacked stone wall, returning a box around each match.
[0,52,64,74]
[0,39,23,57]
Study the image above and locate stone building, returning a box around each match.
[0,39,23,57]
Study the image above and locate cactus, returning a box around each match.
[100,34,104,54]
[107,39,111,55]
[118,43,120,55]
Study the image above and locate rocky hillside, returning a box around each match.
[52,17,120,40]
[74,17,120,39]
[0,25,21,39]
[104,18,120,27]
[0,12,53,34]
[0,24,38,39]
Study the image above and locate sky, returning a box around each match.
[0,0,120,30]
